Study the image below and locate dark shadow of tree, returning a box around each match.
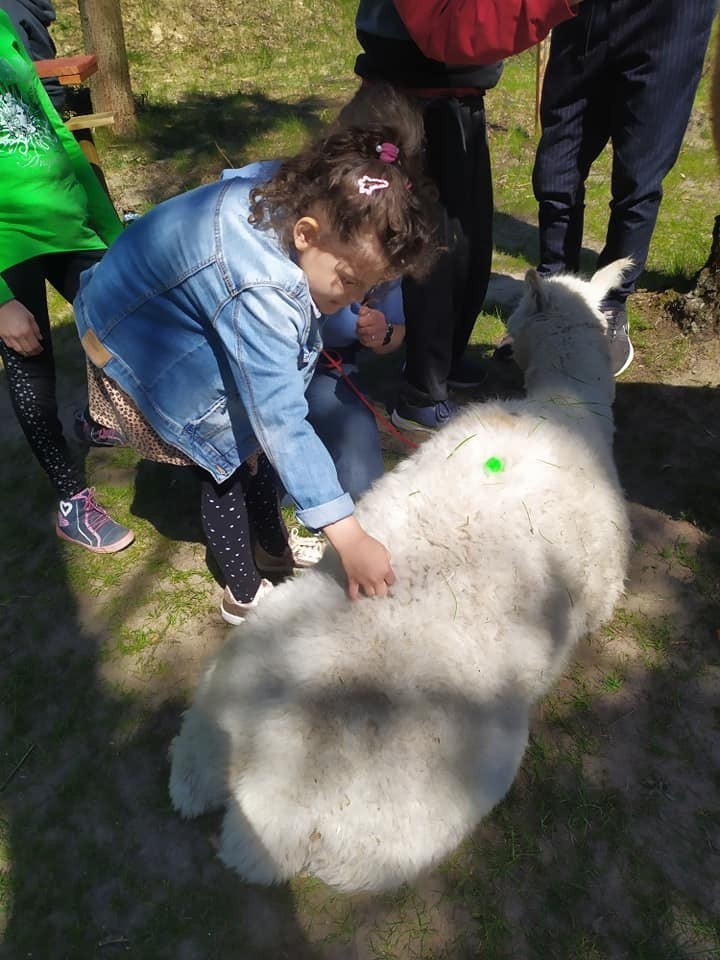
[0,323,321,959]
[99,89,343,206]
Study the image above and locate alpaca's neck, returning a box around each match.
[522,328,615,436]
[525,367,614,407]
[525,325,613,398]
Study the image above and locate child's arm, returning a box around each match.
[221,287,395,598]
[323,515,396,601]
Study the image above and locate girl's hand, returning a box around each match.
[355,306,388,349]
[0,300,43,355]
[323,515,396,600]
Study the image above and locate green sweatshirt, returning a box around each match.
[0,9,122,305]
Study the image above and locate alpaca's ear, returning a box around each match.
[525,268,545,313]
[590,258,634,300]
[507,268,546,339]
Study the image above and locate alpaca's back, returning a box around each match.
[170,398,629,890]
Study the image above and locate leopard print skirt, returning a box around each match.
[86,361,194,467]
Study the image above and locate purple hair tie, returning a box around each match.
[376,141,399,164]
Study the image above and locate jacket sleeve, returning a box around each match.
[392,0,576,65]
[220,286,355,531]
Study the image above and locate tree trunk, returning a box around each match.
[77,0,136,136]
[667,215,720,334]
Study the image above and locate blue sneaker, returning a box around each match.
[74,409,125,447]
[56,487,134,554]
[391,398,459,432]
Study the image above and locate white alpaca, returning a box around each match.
[169,261,632,893]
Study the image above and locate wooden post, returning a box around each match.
[77,0,136,136]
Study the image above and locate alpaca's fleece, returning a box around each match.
[169,260,633,893]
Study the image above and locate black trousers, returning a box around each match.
[402,95,494,403]
[533,0,715,303]
[0,250,104,499]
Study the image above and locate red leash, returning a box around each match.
[320,349,419,451]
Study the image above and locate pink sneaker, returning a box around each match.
[56,487,134,554]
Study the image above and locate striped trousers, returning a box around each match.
[533,0,716,304]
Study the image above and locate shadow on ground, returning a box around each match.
[1,291,718,958]
[105,90,342,208]
[492,210,704,295]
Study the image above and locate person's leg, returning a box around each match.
[401,96,472,405]
[199,466,262,605]
[597,0,715,299]
[243,452,290,556]
[533,4,613,276]
[45,250,124,447]
[1,257,86,499]
[451,97,494,373]
[305,366,384,500]
[1,253,134,551]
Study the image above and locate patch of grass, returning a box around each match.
[603,609,678,661]
[469,308,508,352]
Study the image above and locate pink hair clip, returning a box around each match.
[376,141,399,164]
[358,175,390,195]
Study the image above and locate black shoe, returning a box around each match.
[447,357,487,390]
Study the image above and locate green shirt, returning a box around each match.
[0,9,122,305]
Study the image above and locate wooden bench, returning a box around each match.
[34,53,98,86]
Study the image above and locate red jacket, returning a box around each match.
[393,0,575,65]
[355,0,576,94]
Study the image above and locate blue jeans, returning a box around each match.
[305,364,384,501]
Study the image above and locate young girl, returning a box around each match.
[0,9,133,553]
[73,91,439,620]
[221,163,406,501]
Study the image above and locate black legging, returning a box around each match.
[1,250,105,499]
[199,453,289,602]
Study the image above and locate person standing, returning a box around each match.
[354,0,581,430]
[533,0,716,376]
[0,9,133,553]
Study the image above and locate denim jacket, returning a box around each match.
[74,176,353,530]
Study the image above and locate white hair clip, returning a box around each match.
[358,175,390,196]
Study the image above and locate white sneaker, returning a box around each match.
[220,578,274,625]
[288,528,326,567]
[253,529,326,576]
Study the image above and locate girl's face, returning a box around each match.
[293,217,386,315]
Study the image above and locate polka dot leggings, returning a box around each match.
[199,453,289,602]
[1,251,105,499]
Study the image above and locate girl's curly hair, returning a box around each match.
[249,86,441,281]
